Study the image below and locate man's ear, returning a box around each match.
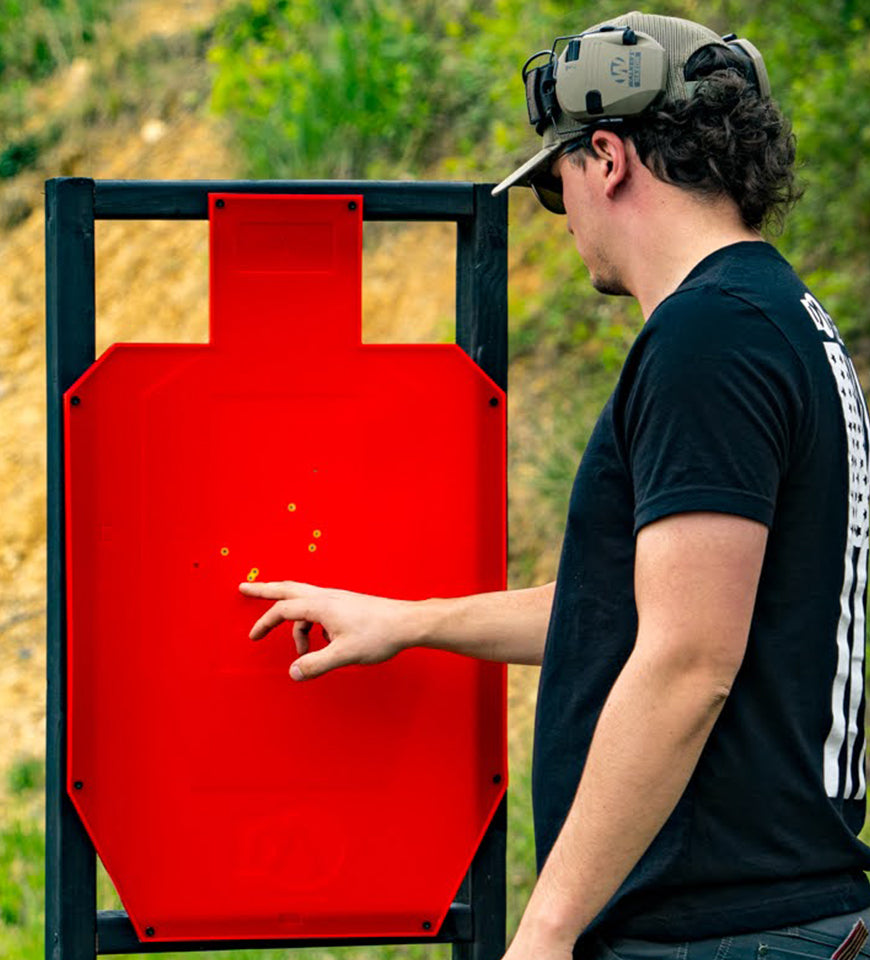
[590,129,629,199]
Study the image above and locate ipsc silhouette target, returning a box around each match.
[64,194,507,943]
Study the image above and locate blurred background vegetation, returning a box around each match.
[0,0,867,956]
[206,0,870,333]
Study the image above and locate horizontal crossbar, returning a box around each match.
[96,902,473,954]
[88,179,481,221]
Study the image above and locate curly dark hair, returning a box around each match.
[570,45,803,232]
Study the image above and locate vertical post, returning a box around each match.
[45,177,97,960]
[456,185,508,390]
[454,183,509,960]
[453,795,508,960]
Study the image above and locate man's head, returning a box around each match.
[493,11,799,234]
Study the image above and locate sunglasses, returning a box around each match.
[528,134,595,214]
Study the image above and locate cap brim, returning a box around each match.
[491,142,563,196]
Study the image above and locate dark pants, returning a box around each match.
[586,909,870,960]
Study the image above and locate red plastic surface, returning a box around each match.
[64,194,507,943]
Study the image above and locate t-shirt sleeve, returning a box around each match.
[618,287,807,534]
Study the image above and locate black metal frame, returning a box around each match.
[45,178,508,960]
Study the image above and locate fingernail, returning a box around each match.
[290,663,303,681]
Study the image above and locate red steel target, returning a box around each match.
[64,194,507,943]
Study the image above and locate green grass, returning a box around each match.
[0,811,44,957]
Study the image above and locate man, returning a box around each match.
[241,12,870,960]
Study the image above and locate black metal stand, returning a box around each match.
[45,178,508,960]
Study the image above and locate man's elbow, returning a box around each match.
[636,629,746,711]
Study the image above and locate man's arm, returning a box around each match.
[508,511,767,956]
[416,583,555,664]
[238,579,555,676]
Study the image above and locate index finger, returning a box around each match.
[239,580,306,600]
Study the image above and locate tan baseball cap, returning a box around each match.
[491,11,730,198]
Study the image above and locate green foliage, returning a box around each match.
[757,2,870,334]
[6,759,44,797]
[0,821,44,956]
[506,749,537,937]
[0,823,45,928]
[210,0,463,179]
[0,136,39,179]
[0,0,117,84]
[0,0,119,181]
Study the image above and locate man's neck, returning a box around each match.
[623,190,762,319]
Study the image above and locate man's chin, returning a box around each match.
[590,273,631,297]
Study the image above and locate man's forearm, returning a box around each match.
[516,640,731,946]
[412,582,555,665]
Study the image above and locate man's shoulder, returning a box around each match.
[645,241,813,359]
[658,241,798,320]
[618,243,815,420]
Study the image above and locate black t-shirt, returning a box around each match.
[533,241,870,946]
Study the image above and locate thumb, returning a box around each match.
[290,644,348,681]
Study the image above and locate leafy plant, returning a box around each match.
[6,759,44,797]
[210,0,468,179]
[0,0,118,84]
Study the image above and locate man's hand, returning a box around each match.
[240,580,555,673]
[239,580,418,680]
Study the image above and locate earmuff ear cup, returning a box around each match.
[725,38,771,98]
[555,30,668,122]
[684,40,771,99]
